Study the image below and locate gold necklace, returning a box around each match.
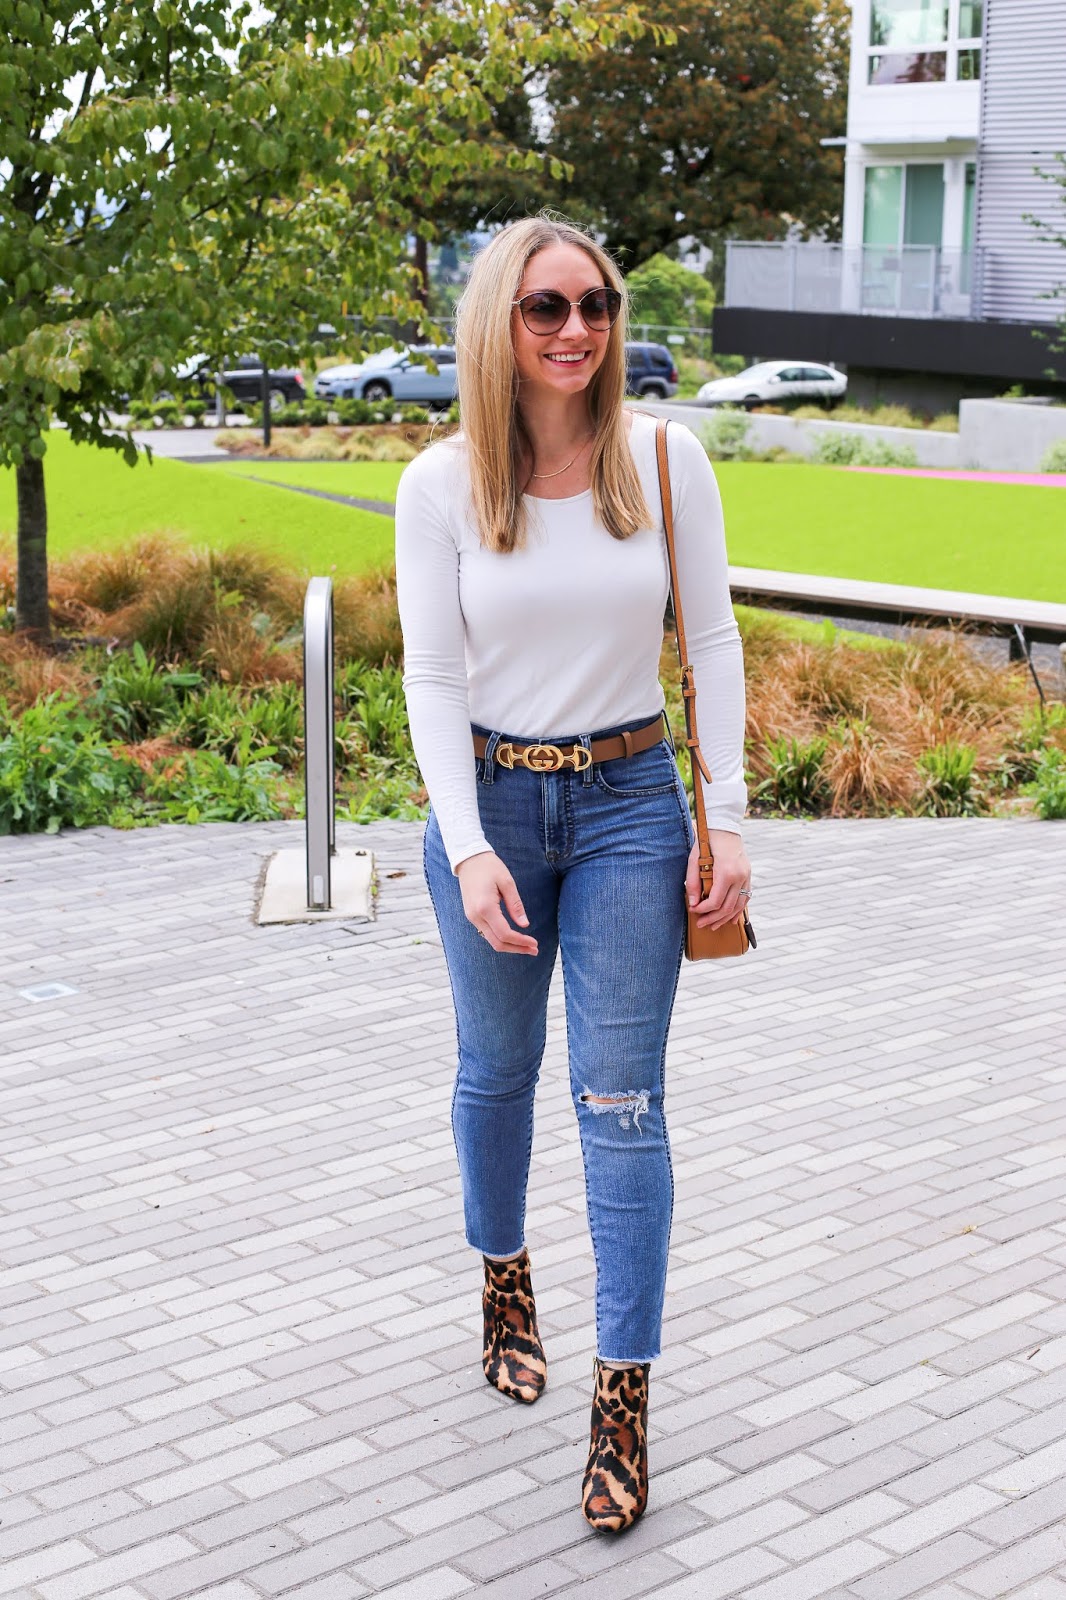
[530,435,593,479]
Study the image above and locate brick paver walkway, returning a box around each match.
[2,816,1065,1600]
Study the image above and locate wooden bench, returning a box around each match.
[726,566,1066,696]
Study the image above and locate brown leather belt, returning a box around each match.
[472,714,665,773]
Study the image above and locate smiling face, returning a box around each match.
[512,242,612,402]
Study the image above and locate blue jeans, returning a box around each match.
[422,717,693,1363]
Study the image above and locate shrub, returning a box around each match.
[1040,439,1066,473]
[336,660,409,757]
[753,734,829,814]
[144,729,283,823]
[177,680,303,764]
[333,569,404,664]
[103,542,303,662]
[699,408,751,461]
[812,432,918,468]
[337,761,426,822]
[927,412,959,433]
[184,399,207,422]
[1026,748,1066,819]
[92,642,202,740]
[334,397,372,426]
[917,740,985,816]
[0,695,138,834]
[0,636,95,714]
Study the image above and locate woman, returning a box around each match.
[395,215,750,1533]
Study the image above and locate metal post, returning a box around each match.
[260,352,272,449]
[303,577,335,910]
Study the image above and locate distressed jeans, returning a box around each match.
[423,717,693,1363]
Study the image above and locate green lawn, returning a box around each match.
[0,433,394,576]
[4,434,1064,601]
[715,463,1066,603]
[215,456,1066,602]
[219,459,407,505]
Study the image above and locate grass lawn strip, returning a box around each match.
[714,463,1065,603]
[0,433,394,576]
[5,435,1064,603]
[218,459,407,504]
[221,456,1064,603]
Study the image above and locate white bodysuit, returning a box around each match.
[394,410,746,871]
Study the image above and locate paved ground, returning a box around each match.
[2,816,1066,1600]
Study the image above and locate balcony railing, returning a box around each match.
[724,241,985,320]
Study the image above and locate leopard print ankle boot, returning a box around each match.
[581,1358,650,1532]
[482,1249,547,1404]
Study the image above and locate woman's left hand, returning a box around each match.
[686,830,752,931]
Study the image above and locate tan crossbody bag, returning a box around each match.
[655,419,755,960]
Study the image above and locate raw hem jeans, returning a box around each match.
[422,716,692,1363]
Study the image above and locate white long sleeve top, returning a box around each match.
[395,409,747,871]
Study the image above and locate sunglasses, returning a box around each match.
[512,287,622,336]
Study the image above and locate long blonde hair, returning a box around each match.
[454,216,650,553]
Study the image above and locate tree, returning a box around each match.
[627,253,715,328]
[0,1,634,641]
[544,0,850,270]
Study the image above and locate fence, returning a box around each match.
[725,241,985,320]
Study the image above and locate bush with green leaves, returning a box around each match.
[699,409,751,462]
[812,432,919,468]
[1025,747,1066,819]
[177,681,303,764]
[753,734,830,815]
[0,696,138,835]
[144,729,283,824]
[1041,438,1066,473]
[336,660,409,758]
[917,741,985,816]
[91,643,203,741]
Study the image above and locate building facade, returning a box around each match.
[713,0,1066,407]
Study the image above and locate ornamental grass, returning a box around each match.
[1,537,1062,832]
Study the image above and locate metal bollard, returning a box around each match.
[303,577,336,909]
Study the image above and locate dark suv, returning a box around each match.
[175,354,306,412]
[625,342,679,399]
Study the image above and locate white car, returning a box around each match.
[696,360,846,408]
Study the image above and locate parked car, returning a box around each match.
[313,345,457,405]
[625,342,679,398]
[696,360,846,408]
[173,354,306,412]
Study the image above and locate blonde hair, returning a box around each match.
[454,216,650,553]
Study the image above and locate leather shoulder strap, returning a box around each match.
[654,419,715,891]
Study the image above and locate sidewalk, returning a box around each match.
[2,816,1065,1600]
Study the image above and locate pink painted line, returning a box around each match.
[845,466,1066,487]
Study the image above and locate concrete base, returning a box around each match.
[256,848,374,925]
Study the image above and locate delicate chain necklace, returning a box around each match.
[530,434,593,479]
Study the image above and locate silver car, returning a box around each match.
[314,345,457,405]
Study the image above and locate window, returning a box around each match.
[863,164,944,248]
[870,2,948,49]
[869,0,980,82]
[864,165,904,246]
[962,163,976,254]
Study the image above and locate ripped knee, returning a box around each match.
[579,1088,650,1133]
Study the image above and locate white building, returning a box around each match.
[714,0,1066,407]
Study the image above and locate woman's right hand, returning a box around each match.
[456,851,539,956]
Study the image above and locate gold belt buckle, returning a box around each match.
[496,741,591,772]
